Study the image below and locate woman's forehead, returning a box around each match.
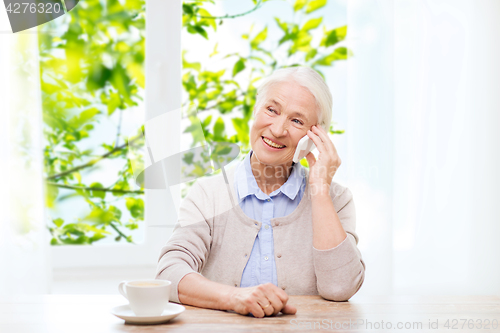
[266,80,313,97]
[268,81,313,99]
[262,82,318,118]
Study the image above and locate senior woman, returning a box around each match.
[156,66,365,317]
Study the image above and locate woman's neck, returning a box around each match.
[250,152,293,195]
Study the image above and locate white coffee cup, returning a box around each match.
[118,279,171,316]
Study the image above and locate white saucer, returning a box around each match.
[111,303,185,324]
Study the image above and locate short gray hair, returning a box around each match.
[254,67,333,131]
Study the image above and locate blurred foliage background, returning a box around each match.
[39,0,349,245]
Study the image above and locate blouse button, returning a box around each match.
[264,225,269,230]
[264,256,269,261]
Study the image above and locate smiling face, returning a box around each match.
[250,80,319,167]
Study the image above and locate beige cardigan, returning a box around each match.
[156,164,365,303]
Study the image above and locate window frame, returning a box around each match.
[51,0,181,269]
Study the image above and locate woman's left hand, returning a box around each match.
[305,125,341,194]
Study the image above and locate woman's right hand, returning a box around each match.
[228,283,297,318]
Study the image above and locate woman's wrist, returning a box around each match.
[178,273,237,311]
[222,286,237,311]
[309,181,331,197]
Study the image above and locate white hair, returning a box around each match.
[254,66,333,131]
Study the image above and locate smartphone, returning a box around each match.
[293,135,316,163]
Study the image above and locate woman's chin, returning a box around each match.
[253,150,292,167]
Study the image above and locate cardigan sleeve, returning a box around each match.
[155,181,213,303]
[312,186,366,301]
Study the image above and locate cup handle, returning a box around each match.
[118,281,128,300]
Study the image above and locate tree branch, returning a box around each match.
[194,0,263,19]
[46,182,144,194]
[115,109,123,148]
[109,222,135,244]
[185,92,246,116]
[46,135,142,180]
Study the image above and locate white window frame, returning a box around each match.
[51,0,182,269]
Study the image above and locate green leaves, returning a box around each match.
[126,198,144,219]
[182,3,194,15]
[197,8,217,31]
[210,43,219,58]
[102,92,122,116]
[321,25,347,47]
[187,24,208,39]
[305,0,327,13]
[50,222,111,245]
[87,207,116,225]
[112,179,130,196]
[213,117,226,141]
[86,64,112,91]
[251,26,268,49]
[183,1,217,40]
[275,18,288,33]
[306,48,317,61]
[110,64,134,106]
[40,0,147,246]
[89,182,106,200]
[314,47,352,66]
[183,53,201,72]
[202,115,213,128]
[182,152,195,165]
[232,58,246,77]
[46,184,59,208]
[301,17,323,32]
[293,0,308,11]
[232,117,250,145]
[53,218,64,228]
[78,108,100,126]
[184,115,207,145]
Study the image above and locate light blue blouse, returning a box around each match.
[235,150,306,288]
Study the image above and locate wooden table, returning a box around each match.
[0,295,499,332]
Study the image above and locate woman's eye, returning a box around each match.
[293,119,303,125]
[267,107,277,113]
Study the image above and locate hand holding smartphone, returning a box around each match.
[293,135,316,163]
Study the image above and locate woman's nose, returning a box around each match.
[270,117,288,137]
